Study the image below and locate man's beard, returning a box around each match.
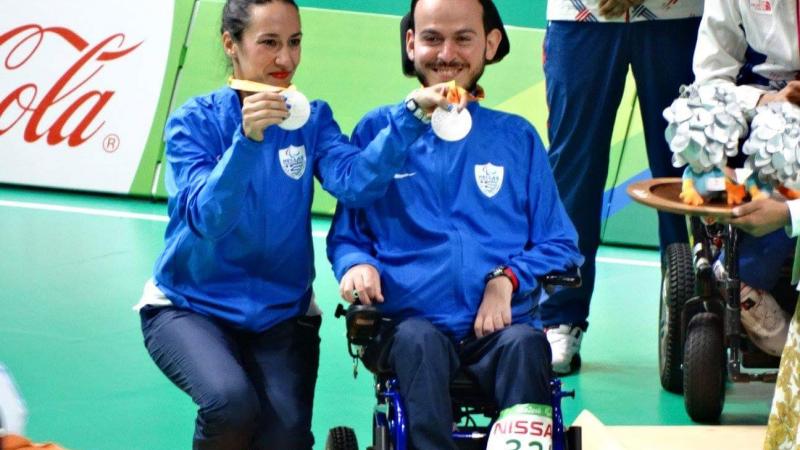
[414,60,486,93]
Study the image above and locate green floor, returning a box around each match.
[0,186,773,450]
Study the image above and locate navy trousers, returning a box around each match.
[140,306,321,450]
[542,19,700,329]
[369,318,552,450]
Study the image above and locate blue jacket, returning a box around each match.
[153,87,426,332]
[327,102,583,341]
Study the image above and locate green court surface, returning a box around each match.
[0,186,773,450]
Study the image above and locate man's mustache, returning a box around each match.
[427,62,467,70]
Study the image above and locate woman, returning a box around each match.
[135,0,429,448]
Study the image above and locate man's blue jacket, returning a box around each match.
[327,102,584,341]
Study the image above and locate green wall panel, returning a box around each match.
[601,200,660,248]
[602,97,661,248]
[129,0,196,196]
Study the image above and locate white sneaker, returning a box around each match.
[740,284,790,357]
[546,325,583,374]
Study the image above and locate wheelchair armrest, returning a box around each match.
[541,267,582,290]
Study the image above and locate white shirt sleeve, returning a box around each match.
[786,199,800,238]
[692,0,766,114]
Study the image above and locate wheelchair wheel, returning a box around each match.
[659,243,693,393]
[683,312,725,423]
[326,426,359,450]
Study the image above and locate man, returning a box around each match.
[327,1,583,448]
[542,0,703,373]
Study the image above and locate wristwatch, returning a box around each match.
[485,265,519,292]
[405,95,431,124]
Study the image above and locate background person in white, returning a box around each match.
[694,0,800,447]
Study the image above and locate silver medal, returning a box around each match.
[431,106,472,142]
[279,90,311,131]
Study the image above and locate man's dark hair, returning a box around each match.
[401,0,510,76]
[221,0,299,42]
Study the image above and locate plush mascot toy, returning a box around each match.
[664,84,748,206]
[742,101,800,200]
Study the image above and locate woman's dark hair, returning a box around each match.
[401,0,510,76]
[221,0,299,42]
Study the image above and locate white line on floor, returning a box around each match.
[0,200,662,267]
[597,256,660,268]
[0,200,169,222]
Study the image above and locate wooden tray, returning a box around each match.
[626,178,736,217]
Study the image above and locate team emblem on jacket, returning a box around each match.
[279,145,307,180]
[475,163,504,198]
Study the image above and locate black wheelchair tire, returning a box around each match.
[683,312,725,423]
[659,242,693,393]
[326,426,359,450]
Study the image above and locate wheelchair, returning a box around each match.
[325,272,583,450]
[659,215,795,423]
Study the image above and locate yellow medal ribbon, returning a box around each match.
[227,77,297,93]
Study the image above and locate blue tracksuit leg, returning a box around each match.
[460,325,552,407]
[542,22,629,329]
[630,18,699,250]
[141,307,260,449]
[246,315,321,450]
[542,20,698,328]
[738,230,796,290]
[379,320,552,449]
[383,317,460,450]
[140,306,320,450]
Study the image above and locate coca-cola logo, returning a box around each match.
[0,24,142,148]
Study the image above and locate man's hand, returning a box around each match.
[474,277,513,338]
[339,264,384,305]
[408,82,469,114]
[758,81,800,107]
[599,0,642,19]
[241,91,290,141]
[721,197,790,237]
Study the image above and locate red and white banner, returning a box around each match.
[0,1,174,193]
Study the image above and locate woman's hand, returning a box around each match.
[758,81,800,107]
[720,197,790,237]
[241,91,290,141]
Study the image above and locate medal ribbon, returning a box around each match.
[228,77,297,93]
[444,80,485,104]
